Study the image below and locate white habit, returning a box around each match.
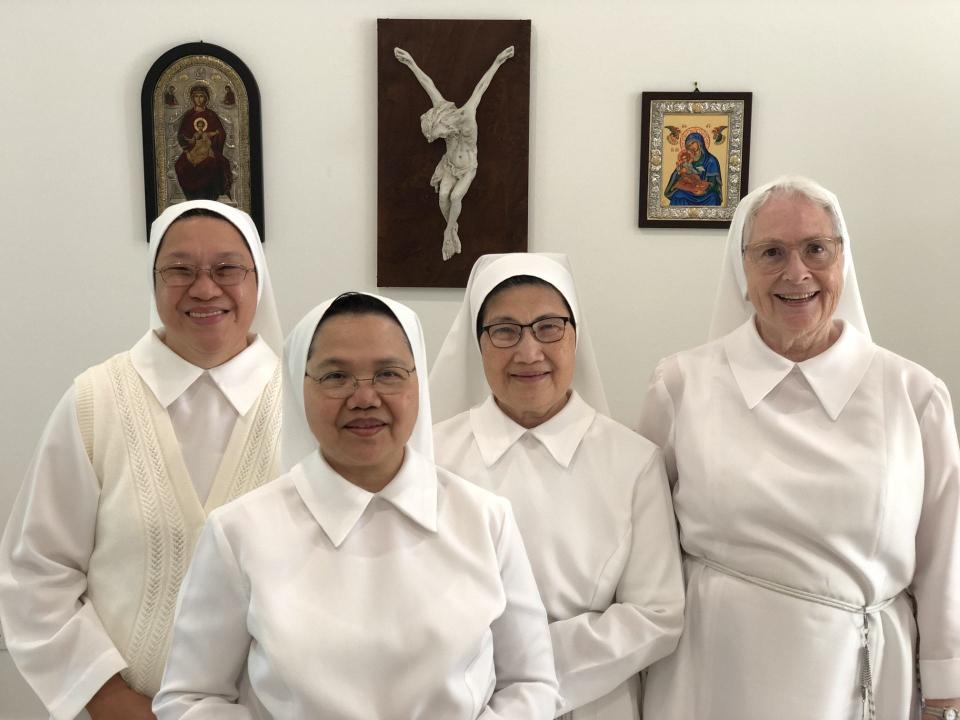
[429,253,684,719]
[434,392,684,719]
[153,448,558,719]
[0,199,283,720]
[639,317,960,719]
[0,332,281,720]
[153,293,559,720]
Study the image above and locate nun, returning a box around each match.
[0,201,283,720]
[429,253,684,720]
[152,292,558,719]
[638,177,960,719]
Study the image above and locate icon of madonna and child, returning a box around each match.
[173,83,234,201]
[664,131,723,206]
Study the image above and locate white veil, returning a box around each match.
[281,294,434,473]
[708,176,870,341]
[147,200,283,356]
[429,253,609,424]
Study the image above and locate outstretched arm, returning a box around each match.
[464,46,514,113]
[394,47,446,107]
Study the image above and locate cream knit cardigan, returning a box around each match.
[74,351,282,696]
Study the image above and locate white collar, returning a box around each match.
[129,330,278,415]
[469,390,597,468]
[722,317,877,420]
[292,447,439,548]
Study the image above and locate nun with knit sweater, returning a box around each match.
[0,201,283,720]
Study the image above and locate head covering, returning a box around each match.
[708,176,870,341]
[148,200,283,355]
[429,253,609,424]
[281,294,434,473]
[685,132,721,178]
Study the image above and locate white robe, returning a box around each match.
[0,332,280,720]
[153,447,559,720]
[638,318,960,720]
[434,392,684,719]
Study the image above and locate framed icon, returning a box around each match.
[141,42,264,240]
[639,91,752,229]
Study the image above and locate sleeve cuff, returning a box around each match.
[47,648,127,720]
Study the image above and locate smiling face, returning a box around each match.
[153,216,257,368]
[304,313,418,491]
[744,192,844,360]
[479,283,576,428]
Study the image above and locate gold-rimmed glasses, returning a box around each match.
[154,263,256,287]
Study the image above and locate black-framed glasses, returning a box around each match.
[154,263,256,287]
[481,317,571,348]
[742,237,843,274]
[305,366,417,399]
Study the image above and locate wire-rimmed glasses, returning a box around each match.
[305,366,417,398]
[154,263,256,287]
[742,237,843,274]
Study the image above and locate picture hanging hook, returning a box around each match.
[693,81,700,93]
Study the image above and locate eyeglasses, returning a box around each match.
[481,317,571,349]
[305,366,417,399]
[742,237,842,274]
[154,263,256,287]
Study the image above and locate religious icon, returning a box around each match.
[378,19,531,288]
[174,83,233,201]
[664,130,722,206]
[394,45,514,262]
[141,42,264,239]
[638,91,752,229]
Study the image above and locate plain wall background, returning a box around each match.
[2,1,959,715]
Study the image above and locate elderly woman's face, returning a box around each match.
[479,283,576,428]
[303,313,418,486]
[744,193,843,352]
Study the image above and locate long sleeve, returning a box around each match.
[911,380,960,698]
[481,504,560,720]
[0,388,126,720]
[152,516,254,719]
[548,450,684,713]
[637,359,679,484]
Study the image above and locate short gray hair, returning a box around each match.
[741,177,842,252]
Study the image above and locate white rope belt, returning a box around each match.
[691,554,899,720]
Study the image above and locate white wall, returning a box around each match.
[2,0,959,715]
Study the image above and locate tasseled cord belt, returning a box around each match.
[691,555,899,720]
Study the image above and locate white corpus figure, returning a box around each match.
[394,45,514,261]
